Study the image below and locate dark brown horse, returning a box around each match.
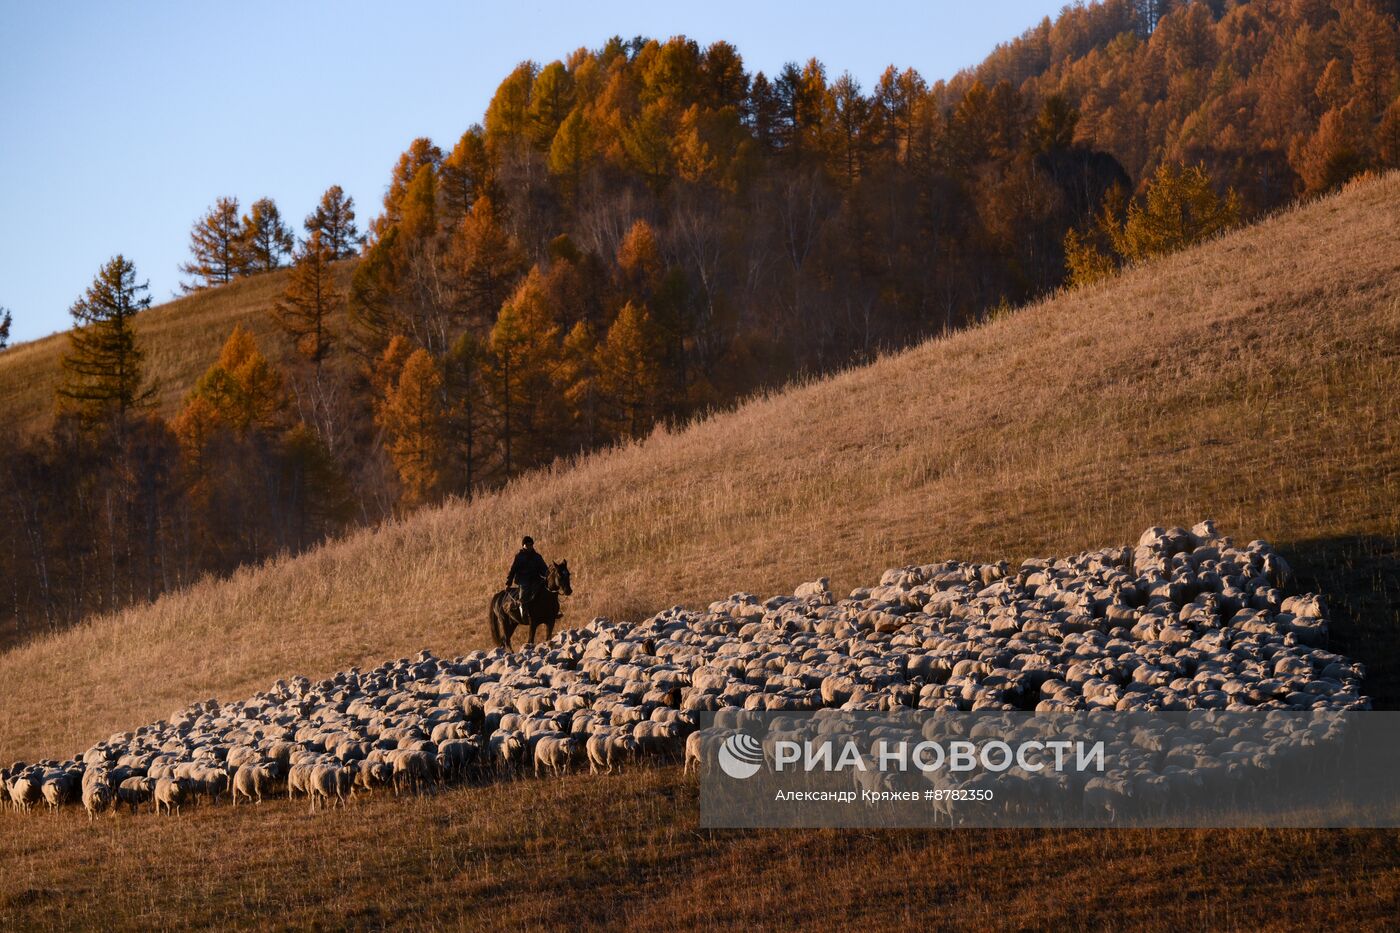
[489,560,572,650]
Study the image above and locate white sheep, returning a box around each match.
[2,522,1366,832]
[231,762,275,806]
[308,763,351,812]
[533,735,581,777]
[153,777,189,816]
[387,749,434,795]
[586,732,639,774]
[9,774,41,813]
[117,776,152,814]
[82,780,114,820]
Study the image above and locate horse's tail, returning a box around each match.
[487,591,505,648]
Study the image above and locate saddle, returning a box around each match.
[506,586,535,622]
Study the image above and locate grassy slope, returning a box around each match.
[0,264,352,433]
[2,175,1399,929]
[4,768,1398,931]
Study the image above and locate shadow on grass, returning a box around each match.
[1285,535,1400,710]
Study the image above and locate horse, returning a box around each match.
[489,560,572,651]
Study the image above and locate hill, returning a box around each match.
[8,1,1399,653]
[1,174,1398,928]
[0,265,353,435]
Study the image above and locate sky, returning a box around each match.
[0,0,1066,344]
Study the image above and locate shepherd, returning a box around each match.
[490,536,571,650]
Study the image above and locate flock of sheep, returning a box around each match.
[2,521,1369,820]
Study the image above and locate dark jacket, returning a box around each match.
[507,547,549,589]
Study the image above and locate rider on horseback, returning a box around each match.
[506,536,549,626]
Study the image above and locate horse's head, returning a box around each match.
[549,559,572,596]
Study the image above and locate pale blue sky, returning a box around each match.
[0,1,1065,344]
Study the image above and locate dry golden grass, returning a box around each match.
[2,174,1399,930]
[0,263,353,433]
[4,765,1400,932]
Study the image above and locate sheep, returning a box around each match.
[286,763,315,801]
[9,773,42,813]
[683,730,709,775]
[41,770,79,812]
[308,764,351,812]
[82,779,115,820]
[225,745,261,770]
[436,738,480,779]
[353,760,393,795]
[191,767,230,805]
[586,732,639,774]
[231,762,276,806]
[1083,774,1135,823]
[1,522,1367,831]
[490,731,526,775]
[533,735,581,778]
[154,777,190,816]
[117,776,153,814]
[387,749,435,795]
[632,720,684,759]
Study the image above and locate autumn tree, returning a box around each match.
[186,324,286,435]
[827,72,870,184]
[1293,105,1370,195]
[748,72,781,150]
[397,164,438,243]
[172,394,224,487]
[1063,225,1120,287]
[181,197,246,289]
[349,228,406,359]
[615,218,663,303]
[700,40,748,111]
[485,62,539,148]
[486,270,562,477]
[304,185,361,258]
[441,128,490,225]
[871,66,927,165]
[370,334,415,403]
[1064,163,1238,284]
[351,145,469,358]
[273,231,341,372]
[450,196,526,326]
[529,61,576,149]
[176,326,343,565]
[596,301,664,438]
[558,320,600,449]
[280,423,352,545]
[176,326,286,549]
[444,331,487,494]
[1113,162,1239,263]
[376,348,445,506]
[241,197,295,272]
[622,101,678,189]
[1031,94,1079,154]
[1134,0,1176,35]
[57,255,155,420]
[371,138,442,240]
[548,107,597,195]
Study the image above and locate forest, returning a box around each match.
[2,0,1398,643]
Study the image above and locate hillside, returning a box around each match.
[9,0,1399,653]
[4,173,1398,758]
[2,174,1399,928]
[0,265,352,434]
